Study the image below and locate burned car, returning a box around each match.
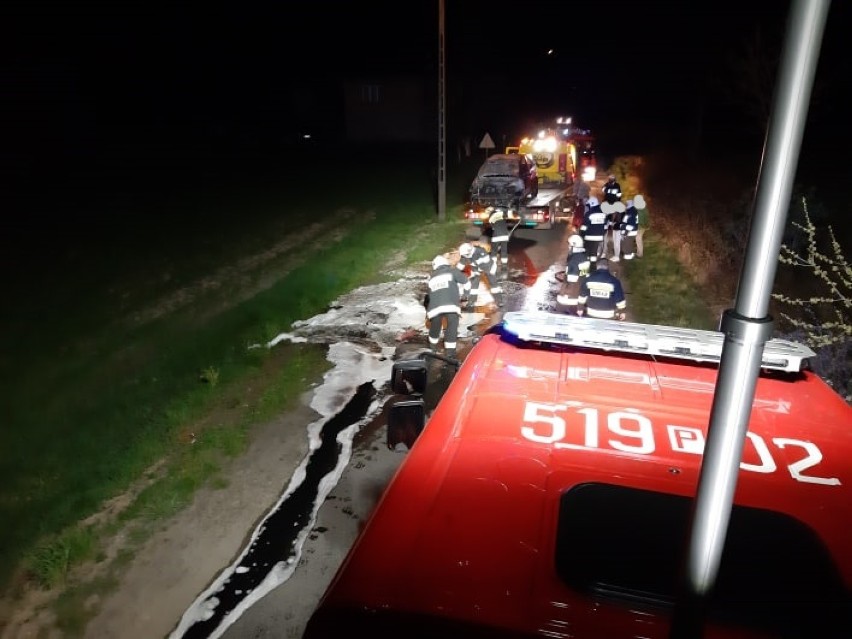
[469,153,538,208]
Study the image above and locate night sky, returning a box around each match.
[1,1,849,175]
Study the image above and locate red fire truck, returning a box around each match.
[304,313,852,638]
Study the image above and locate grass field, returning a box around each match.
[0,146,479,592]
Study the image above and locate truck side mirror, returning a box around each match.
[387,399,425,450]
[391,359,428,395]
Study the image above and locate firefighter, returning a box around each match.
[579,196,607,263]
[487,206,512,274]
[458,242,503,309]
[602,174,622,204]
[556,234,590,315]
[620,199,639,260]
[426,254,470,358]
[578,258,627,320]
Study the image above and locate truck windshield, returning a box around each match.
[479,159,518,177]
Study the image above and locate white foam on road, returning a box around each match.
[171,272,484,639]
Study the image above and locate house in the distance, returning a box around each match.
[343,75,432,144]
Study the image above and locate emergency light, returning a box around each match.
[501,311,814,373]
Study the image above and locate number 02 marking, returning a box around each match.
[774,438,841,485]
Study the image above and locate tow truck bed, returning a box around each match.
[514,187,574,230]
[526,187,568,208]
[464,187,575,234]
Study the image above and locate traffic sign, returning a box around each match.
[479,132,495,149]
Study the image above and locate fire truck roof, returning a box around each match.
[305,314,852,638]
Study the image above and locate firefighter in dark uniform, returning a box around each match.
[579,196,607,264]
[556,234,591,315]
[602,174,623,204]
[578,258,627,320]
[487,206,513,274]
[458,242,503,309]
[426,255,470,358]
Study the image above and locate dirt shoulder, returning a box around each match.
[0,342,320,638]
[85,385,323,639]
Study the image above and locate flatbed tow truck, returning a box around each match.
[465,124,595,236]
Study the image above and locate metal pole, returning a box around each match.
[437,0,447,221]
[670,1,831,636]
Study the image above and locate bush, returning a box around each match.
[631,154,850,401]
[772,199,851,400]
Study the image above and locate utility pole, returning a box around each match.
[437,0,447,221]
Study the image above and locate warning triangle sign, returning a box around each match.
[479,132,496,149]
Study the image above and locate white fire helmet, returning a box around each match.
[459,242,474,258]
[432,255,450,270]
[634,194,646,209]
[568,234,584,249]
[626,199,634,208]
[587,196,600,207]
